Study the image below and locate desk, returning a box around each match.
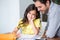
[0,33,16,40]
[47,37,60,40]
[36,37,60,40]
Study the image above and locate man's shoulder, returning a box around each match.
[53,3,60,10]
[49,2,60,14]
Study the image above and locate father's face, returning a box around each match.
[34,1,48,14]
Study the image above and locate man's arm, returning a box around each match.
[46,12,60,38]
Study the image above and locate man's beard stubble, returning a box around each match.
[41,8,49,15]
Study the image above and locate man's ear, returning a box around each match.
[46,1,50,8]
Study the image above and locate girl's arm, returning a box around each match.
[12,27,18,34]
[29,20,40,35]
[12,27,20,38]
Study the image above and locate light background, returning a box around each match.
[0,0,33,33]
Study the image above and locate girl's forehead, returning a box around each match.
[29,10,36,13]
[29,10,36,14]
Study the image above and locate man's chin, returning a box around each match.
[42,13,45,14]
[41,12,47,14]
[41,12,45,14]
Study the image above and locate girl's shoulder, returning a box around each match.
[34,18,41,28]
[34,18,40,22]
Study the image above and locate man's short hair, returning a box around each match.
[33,0,51,5]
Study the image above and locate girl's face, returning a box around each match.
[27,10,36,21]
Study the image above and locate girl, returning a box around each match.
[13,4,41,40]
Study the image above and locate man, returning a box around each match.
[33,0,60,38]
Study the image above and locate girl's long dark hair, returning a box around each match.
[22,4,40,24]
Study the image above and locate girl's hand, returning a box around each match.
[16,33,20,38]
[29,15,35,23]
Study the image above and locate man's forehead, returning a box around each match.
[34,1,43,7]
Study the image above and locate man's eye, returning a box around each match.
[33,14,35,16]
[38,6,41,8]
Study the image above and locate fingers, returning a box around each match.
[16,33,20,38]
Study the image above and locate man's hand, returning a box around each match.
[42,30,46,38]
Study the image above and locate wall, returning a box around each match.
[20,0,33,18]
[0,0,33,33]
[0,0,19,33]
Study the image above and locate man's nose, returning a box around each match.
[38,8,40,11]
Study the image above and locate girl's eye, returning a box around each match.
[28,12,31,14]
[32,15,36,17]
[32,14,36,16]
